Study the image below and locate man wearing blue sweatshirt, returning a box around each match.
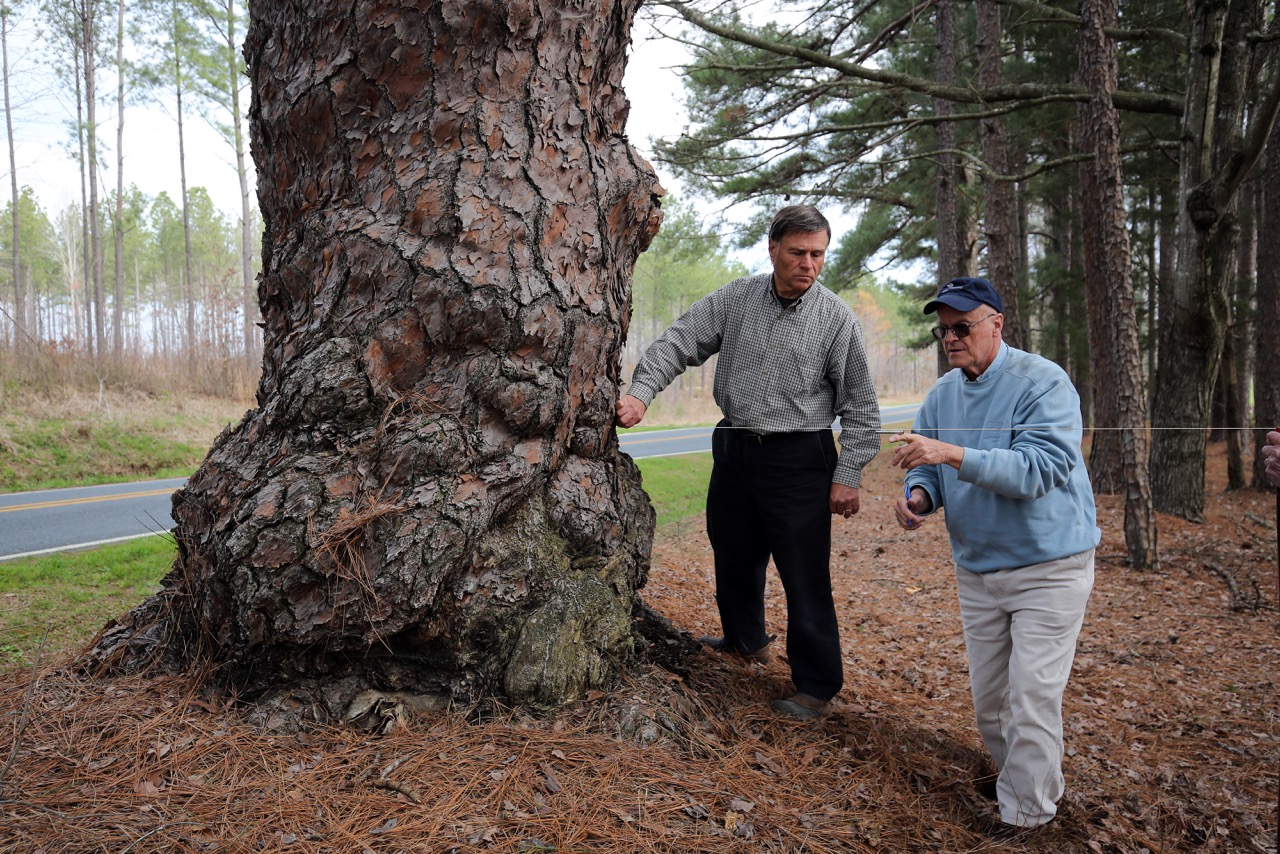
[889,277,1099,839]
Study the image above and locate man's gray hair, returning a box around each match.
[768,204,831,243]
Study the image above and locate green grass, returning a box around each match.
[0,535,176,668]
[0,392,247,494]
[1,420,211,492]
[635,452,712,529]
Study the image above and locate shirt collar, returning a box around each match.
[965,341,1009,383]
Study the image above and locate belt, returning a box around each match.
[732,429,804,444]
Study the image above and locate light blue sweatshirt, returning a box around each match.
[906,343,1101,573]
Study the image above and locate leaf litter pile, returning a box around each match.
[1,444,1276,852]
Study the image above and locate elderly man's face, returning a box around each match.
[935,305,1003,379]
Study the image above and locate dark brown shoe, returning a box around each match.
[697,635,772,664]
[770,692,829,720]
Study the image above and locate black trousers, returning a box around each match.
[705,423,843,701]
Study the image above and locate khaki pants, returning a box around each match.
[955,548,1095,827]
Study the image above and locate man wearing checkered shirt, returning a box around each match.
[616,205,881,720]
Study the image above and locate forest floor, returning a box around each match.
[0,442,1276,853]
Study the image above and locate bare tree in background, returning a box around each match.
[169,0,197,355]
[1076,0,1156,568]
[188,0,257,363]
[1255,111,1280,488]
[79,0,103,356]
[975,0,1023,349]
[2,2,23,352]
[89,0,664,718]
[110,0,124,357]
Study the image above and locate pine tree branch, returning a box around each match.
[656,0,1185,117]
[1213,67,1280,208]
[996,0,1188,50]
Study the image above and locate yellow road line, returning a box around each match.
[0,487,175,514]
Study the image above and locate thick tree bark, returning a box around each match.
[975,0,1024,349]
[1151,0,1278,520]
[88,1,663,717]
[1076,0,1156,567]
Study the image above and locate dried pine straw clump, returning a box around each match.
[1,449,1277,852]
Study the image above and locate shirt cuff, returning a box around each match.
[625,383,658,407]
[833,461,863,489]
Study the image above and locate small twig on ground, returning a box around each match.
[1204,561,1264,611]
[1243,511,1273,530]
[351,752,382,785]
[370,778,422,803]
[379,755,409,779]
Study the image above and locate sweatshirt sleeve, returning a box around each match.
[904,397,944,513]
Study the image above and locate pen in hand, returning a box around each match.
[904,483,913,528]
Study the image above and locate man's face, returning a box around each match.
[935,304,1003,379]
[768,229,828,298]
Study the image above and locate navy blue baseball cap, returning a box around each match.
[924,277,1004,314]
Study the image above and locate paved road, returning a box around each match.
[0,403,919,562]
[0,478,189,562]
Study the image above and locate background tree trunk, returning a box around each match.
[171,0,198,356]
[2,6,22,353]
[975,0,1024,349]
[1151,0,1275,520]
[1076,0,1156,568]
[88,0,663,716]
[1254,116,1280,487]
[112,0,126,359]
[83,0,105,356]
[932,0,963,376]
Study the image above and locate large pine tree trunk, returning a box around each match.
[1076,0,1156,568]
[88,0,662,716]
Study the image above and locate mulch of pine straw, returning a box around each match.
[1,443,1277,853]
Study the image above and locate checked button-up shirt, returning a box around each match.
[626,272,881,488]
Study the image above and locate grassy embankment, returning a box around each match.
[0,390,714,667]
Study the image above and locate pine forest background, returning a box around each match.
[1,0,1278,541]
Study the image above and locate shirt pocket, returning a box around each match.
[979,417,1014,450]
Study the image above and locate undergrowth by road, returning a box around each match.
[0,388,250,493]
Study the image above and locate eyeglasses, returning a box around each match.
[930,313,997,341]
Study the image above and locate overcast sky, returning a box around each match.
[7,17,686,219]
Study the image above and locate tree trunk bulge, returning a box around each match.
[88,1,664,715]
